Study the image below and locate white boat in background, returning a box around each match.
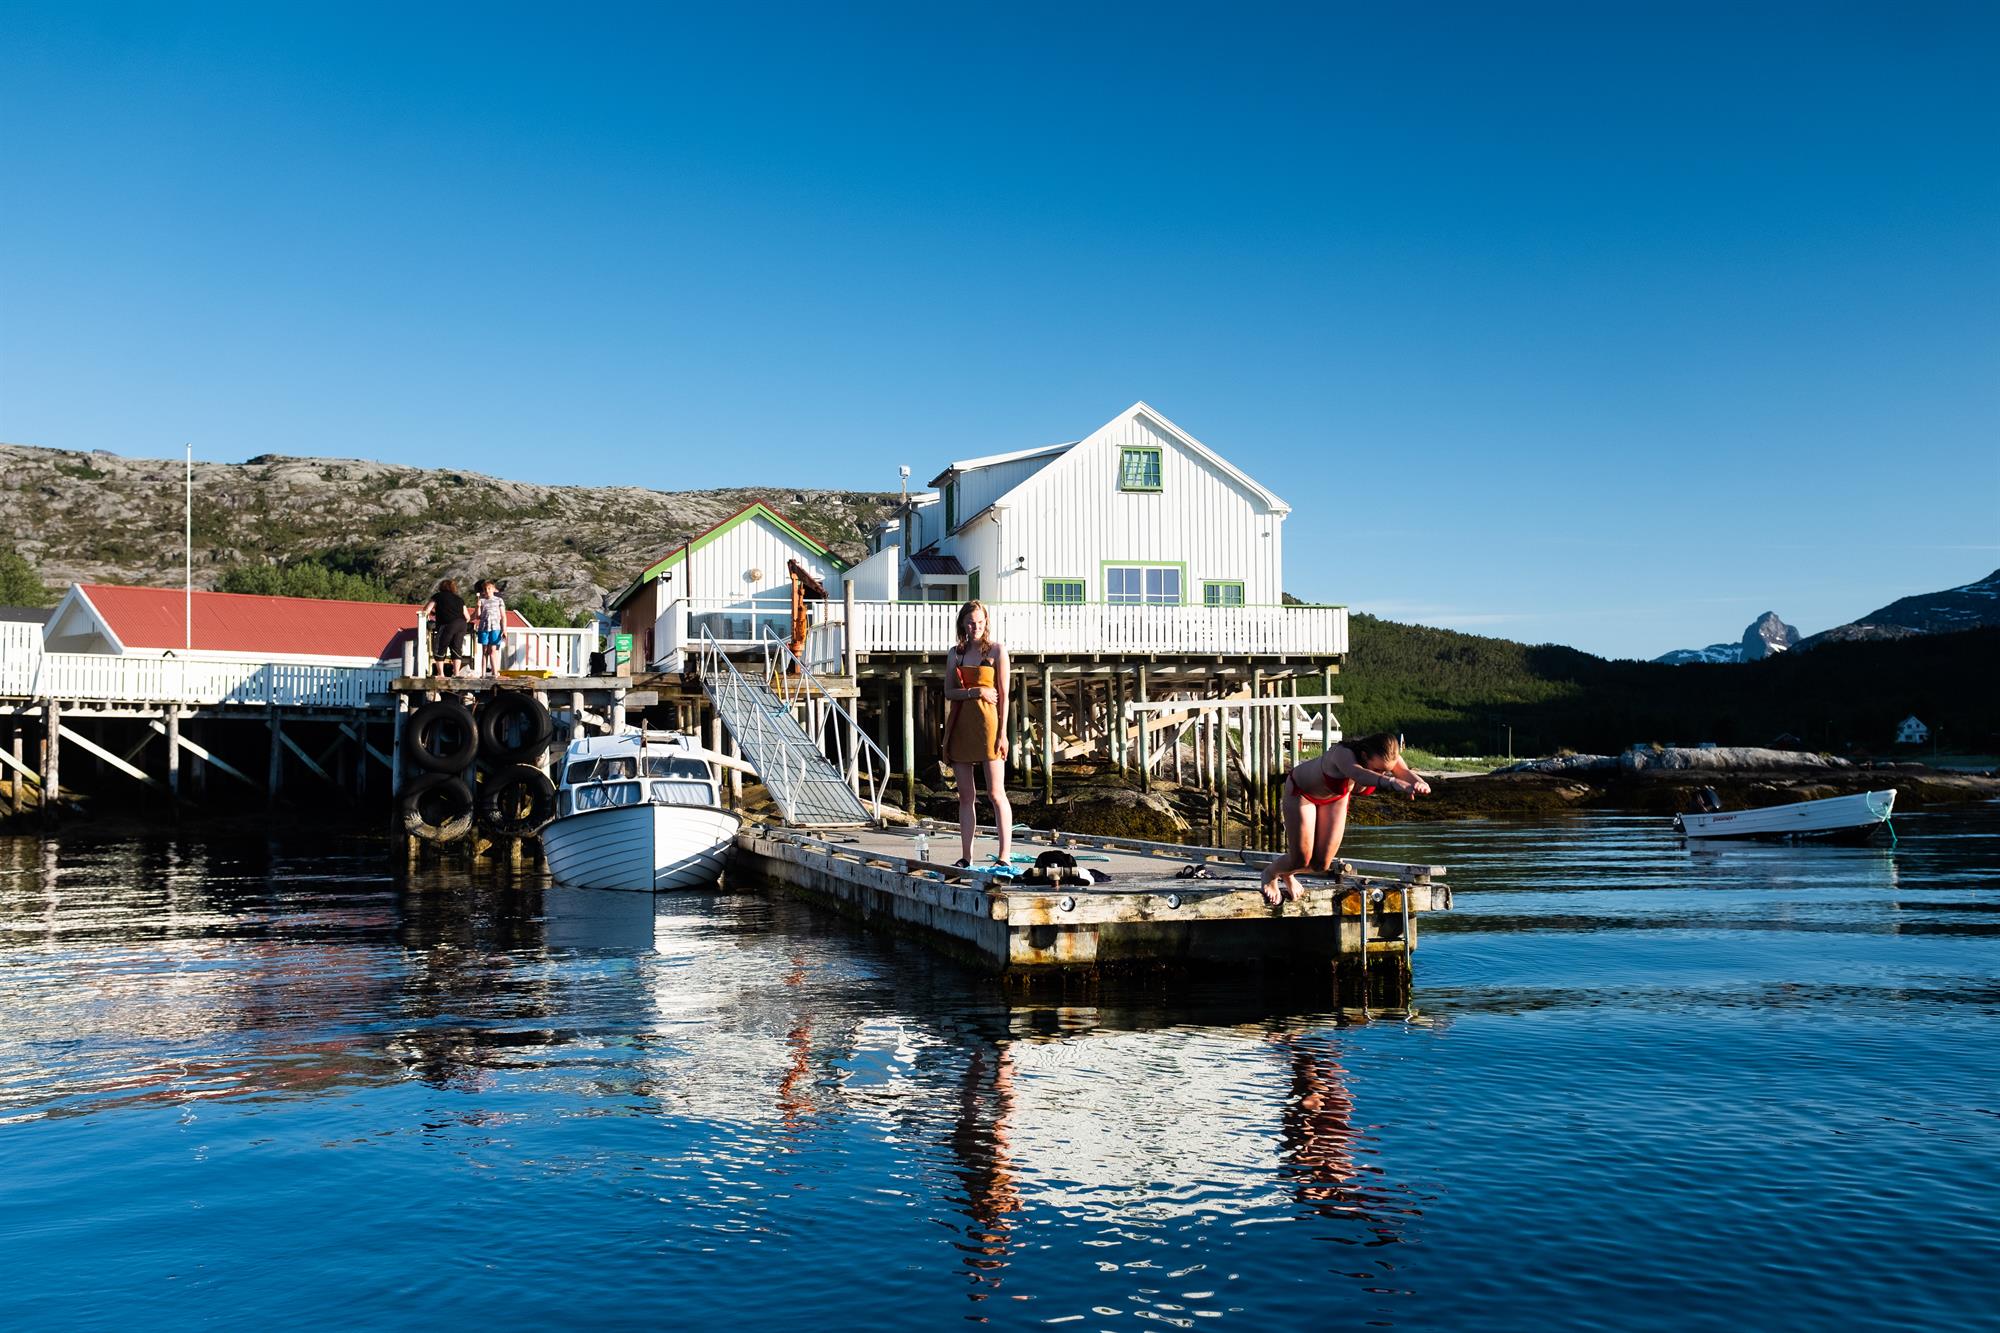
[1674,788,1897,842]
[542,731,743,891]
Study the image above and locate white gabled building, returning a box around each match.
[883,402,1290,612]
[610,500,850,668]
[1895,715,1928,745]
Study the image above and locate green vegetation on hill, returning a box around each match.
[217,558,397,603]
[0,547,55,606]
[509,592,591,627]
[1342,612,1999,756]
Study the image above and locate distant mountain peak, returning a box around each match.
[1657,569,2000,663]
[1655,611,1798,665]
[1742,611,1800,661]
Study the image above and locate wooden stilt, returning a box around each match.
[390,695,409,803]
[1112,674,1126,776]
[1135,664,1150,790]
[267,703,283,807]
[1040,667,1054,803]
[10,726,24,815]
[900,665,916,816]
[43,699,60,824]
[165,704,182,807]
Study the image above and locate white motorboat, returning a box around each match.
[1674,788,1897,842]
[542,731,743,891]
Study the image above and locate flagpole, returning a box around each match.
[184,443,192,651]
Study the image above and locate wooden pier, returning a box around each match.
[736,821,1449,987]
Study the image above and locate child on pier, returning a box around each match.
[475,580,507,677]
[1261,733,1429,906]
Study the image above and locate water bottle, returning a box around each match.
[914,829,931,862]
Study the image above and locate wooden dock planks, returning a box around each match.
[734,823,1450,978]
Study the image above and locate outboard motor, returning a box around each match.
[1695,786,1723,813]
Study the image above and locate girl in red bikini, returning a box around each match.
[1260,733,1430,906]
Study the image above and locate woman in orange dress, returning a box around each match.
[942,600,1013,870]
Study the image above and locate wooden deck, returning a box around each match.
[735,821,1449,983]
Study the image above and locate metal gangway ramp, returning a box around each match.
[695,629,886,828]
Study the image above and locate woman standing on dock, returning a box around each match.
[1261,733,1429,906]
[943,600,1013,870]
[422,579,469,678]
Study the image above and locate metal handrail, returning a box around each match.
[755,624,888,819]
[695,629,882,824]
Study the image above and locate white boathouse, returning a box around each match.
[616,403,1346,815]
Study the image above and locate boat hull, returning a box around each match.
[542,802,742,891]
[1676,788,1896,841]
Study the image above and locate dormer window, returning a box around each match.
[1118,447,1162,492]
[945,480,959,529]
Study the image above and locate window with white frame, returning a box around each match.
[1105,565,1182,605]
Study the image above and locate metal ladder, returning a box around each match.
[694,628,886,828]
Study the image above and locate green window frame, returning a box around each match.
[1203,581,1246,607]
[967,570,980,601]
[1103,563,1184,606]
[1118,447,1162,492]
[1041,578,1086,605]
[944,481,958,530]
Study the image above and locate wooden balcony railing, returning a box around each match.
[0,651,396,708]
[656,598,1348,671]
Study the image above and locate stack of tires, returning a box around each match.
[401,694,559,843]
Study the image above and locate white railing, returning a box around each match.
[834,600,1347,657]
[654,597,829,671]
[656,599,1347,668]
[504,625,596,676]
[0,651,395,708]
[693,628,884,824]
[409,612,597,677]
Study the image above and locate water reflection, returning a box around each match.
[2,810,1997,1330]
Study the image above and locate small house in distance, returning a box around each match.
[1895,715,1929,746]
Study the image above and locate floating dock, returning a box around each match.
[736,822,1449,985]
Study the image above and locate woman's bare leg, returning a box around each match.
[981,758,1012,862]
[1262,784,1314,906]
[954,762,979,863]
[1308,797,1351,874]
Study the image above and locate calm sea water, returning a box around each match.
[2,806,1996,1330]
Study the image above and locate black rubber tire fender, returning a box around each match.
[401,772,475,843]
[477,764,559,836]
[478,692,555,764]
[407,699,479,774]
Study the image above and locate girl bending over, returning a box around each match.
[1260,732,1430,906]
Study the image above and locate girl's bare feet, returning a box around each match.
[1281,875,1306,903]
[1259,877,1284,907]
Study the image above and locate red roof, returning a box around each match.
[78,584,528,660]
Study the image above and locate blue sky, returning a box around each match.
[3,2,1994,658]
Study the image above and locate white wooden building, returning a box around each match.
[1895,715,1929,745]
[611,501,850,668]
[898,400,1289,611]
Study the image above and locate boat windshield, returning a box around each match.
[565,755,711,786]
[568,781,645,812]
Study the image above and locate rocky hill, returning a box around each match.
[1797,568,2000,649]
[1655,611,1800,665]
[0,442,900,618]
